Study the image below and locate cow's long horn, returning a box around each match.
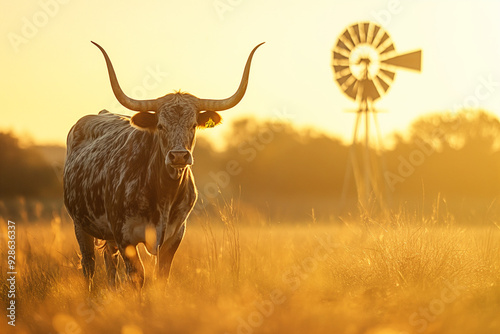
[198,42,264,112]
[92,41,159,112]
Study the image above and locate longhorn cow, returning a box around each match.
[63,42,263,289]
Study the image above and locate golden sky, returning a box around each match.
[1,0,499,145]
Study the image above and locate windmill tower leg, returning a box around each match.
[363,109,371,208]
[341,111,362,207]
[341,108,374,211]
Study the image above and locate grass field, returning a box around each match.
[1,204,500,334]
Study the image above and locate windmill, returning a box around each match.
[331,21,422,209]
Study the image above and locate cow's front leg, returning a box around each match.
[117,242,145,289]
[158,222,186,280]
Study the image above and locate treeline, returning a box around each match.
[387,110,500,198]
[0,132,61,198]
[193,109,500,219]
[1,109,499,221]
[0,133,63,220]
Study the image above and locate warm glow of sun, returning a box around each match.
[0,1,498,145]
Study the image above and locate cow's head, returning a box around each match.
[92,41,263,179]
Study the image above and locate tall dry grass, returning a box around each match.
[1,202,500,334]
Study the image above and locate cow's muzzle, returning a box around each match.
[166,150,193,169]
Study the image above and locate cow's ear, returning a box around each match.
[197,111,222,128]
[131,112,158,130]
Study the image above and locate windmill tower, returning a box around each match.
[331,22,422,209]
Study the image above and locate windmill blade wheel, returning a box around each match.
[332,22,398,105]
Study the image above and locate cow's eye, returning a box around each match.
[192,124,197,130]
[157,124,164,131]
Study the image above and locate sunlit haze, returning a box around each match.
[1,0,499,145]
[3,3,500,333]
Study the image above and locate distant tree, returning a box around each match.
[0,131,61,198]
[386,110,500,198]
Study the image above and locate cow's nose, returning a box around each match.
[167,150,193,167]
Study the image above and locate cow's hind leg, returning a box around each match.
[74,224,95,291]
[103,241,119,288]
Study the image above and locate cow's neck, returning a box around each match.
[147,135,193,207]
